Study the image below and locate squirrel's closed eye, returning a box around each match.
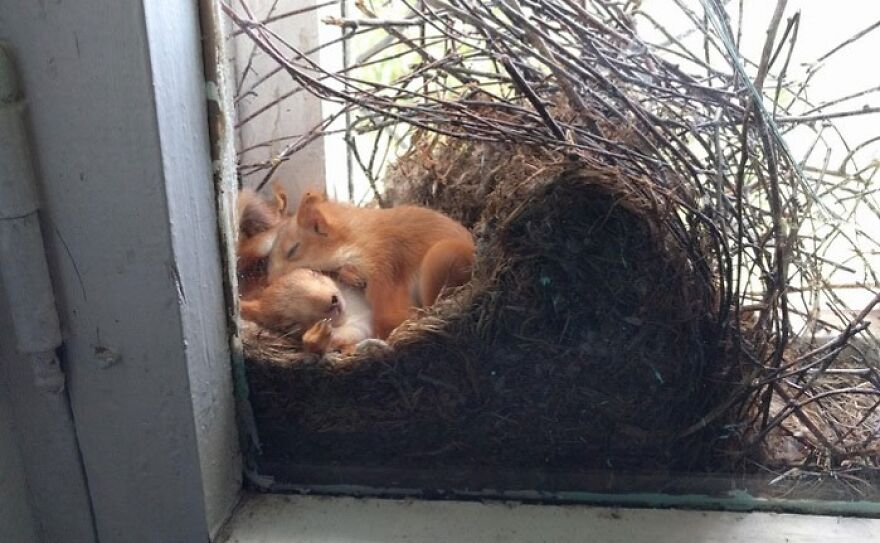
[286,242,301,260]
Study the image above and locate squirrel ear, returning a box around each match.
[296,191,329,235]
[301,186,327,203]
[237,188,277,238]
[272,182,289,215]
[296,187,327,215]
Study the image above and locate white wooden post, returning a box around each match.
[233,0,330,204]
[0,0,240,540]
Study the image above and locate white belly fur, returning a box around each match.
[331,282,373,345]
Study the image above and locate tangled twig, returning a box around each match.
[228,0,880,479]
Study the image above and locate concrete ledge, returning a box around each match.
[220,493,878,543]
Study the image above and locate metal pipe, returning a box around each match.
[0,42,65,393]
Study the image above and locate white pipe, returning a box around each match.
[0,42,65,393]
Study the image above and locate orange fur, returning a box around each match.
[237,185,378,353]
[237,187,284,237]
[240,268,374,354]
[267,187,475,339]
[418,238,475,306]
[239,268,344,333]
[236,187,285,299]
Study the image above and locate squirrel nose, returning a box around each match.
[330,295,339,307]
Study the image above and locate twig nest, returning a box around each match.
[245,138,726,471]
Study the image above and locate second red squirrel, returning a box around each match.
[239,268,374,354]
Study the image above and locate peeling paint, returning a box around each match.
[93,345,121,369]
[205,80,220,103]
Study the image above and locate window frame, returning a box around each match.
[7,1,875,541]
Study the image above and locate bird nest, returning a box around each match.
[245,134,726,471]
[226,0,880,497]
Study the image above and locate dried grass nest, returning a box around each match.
[243,133,735,472]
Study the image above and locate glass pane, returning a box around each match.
[226,0,880,513]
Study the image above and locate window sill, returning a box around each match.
[219,493,877,542]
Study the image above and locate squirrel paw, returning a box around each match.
[336,264,367,289]
[302,319,333,354]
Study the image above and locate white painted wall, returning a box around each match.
[0,373,39,543]
[0,1,240,540]
[0,286,96,542]
[233,0,329,204]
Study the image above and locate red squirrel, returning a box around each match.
[239,268,374,354]
[258,186,475,339]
